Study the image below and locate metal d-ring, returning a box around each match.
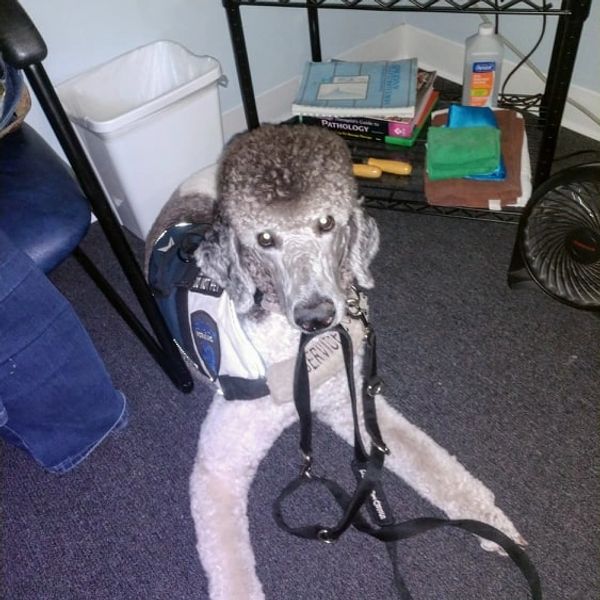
[366,377,383,397]
[317,528,336,544]
[345,292,362,318]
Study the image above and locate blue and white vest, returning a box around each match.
[148,222,269,400]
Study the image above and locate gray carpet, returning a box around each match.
[2,143,599,598]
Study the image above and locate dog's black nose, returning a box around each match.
[294,297,336,332]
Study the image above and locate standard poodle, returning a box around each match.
[146,124,525,600]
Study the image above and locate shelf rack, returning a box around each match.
[221,0,593,277]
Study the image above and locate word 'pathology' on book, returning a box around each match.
[299,90,440,147]
[292,58,419,119]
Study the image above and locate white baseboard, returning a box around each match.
[223,23,600,142]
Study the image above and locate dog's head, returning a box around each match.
[195,124,379,332]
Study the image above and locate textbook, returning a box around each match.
[292,58,419,119]
[385,68,437,137]
[299,91,440,146]
[385,91,440,147]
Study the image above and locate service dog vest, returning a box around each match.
[148,222,366,402]
[148,222,269,400]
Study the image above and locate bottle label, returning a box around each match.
[468,61,496,106]
[473,62,496,73]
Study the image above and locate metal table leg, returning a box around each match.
[223,0,260,129]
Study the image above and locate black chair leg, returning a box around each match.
[73,248,192,383]
[25,62,193,393]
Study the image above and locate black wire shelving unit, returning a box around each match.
[221,0,593,277]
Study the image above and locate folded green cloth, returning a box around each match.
[426,125,501,181]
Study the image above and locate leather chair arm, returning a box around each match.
[0,0,47,68]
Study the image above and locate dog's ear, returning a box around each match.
[347,205,380,289]
[194,220,257,313]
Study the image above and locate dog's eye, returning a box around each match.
[257,231,275,248]
[318,215,335,233]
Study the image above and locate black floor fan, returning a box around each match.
[518,162,600,311]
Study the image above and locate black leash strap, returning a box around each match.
[273,317,543,599]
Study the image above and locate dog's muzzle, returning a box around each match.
[293,295,336,332]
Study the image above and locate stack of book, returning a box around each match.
[293,58,439,147]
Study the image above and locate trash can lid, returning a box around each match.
[56,40,222,135]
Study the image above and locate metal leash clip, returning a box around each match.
[300,451,313,479]
[346,286,370,333]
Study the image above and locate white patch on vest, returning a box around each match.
[304,332,341,372]
[266,312,366,405]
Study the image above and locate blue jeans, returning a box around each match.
[0,230,127,473]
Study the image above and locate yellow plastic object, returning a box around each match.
[352,163,382,179]
[352,163,381,179]
[367,158,412,176]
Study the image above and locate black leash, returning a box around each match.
[273,304,542,599]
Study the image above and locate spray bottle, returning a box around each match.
[461,23,504,107]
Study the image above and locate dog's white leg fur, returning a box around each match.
[313,368,526,551]
[190,393,298,600]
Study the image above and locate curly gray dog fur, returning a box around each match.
[194,123,379,330]
[146,124,379,331]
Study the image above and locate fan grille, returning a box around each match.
[521,175,600,309]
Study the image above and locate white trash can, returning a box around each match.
[57,40,225,239]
